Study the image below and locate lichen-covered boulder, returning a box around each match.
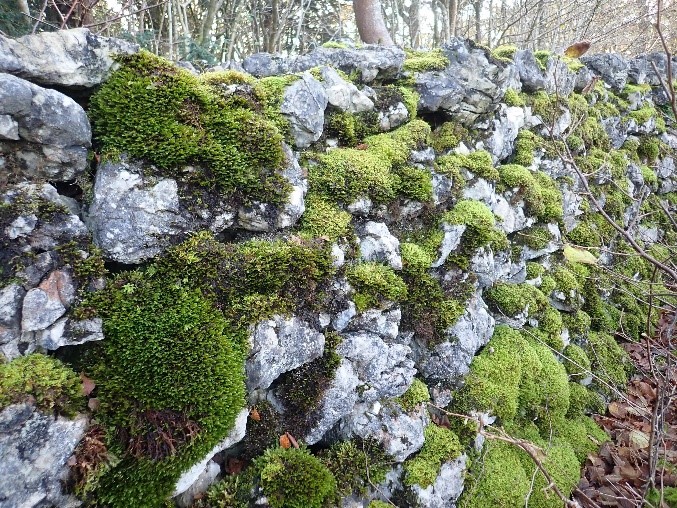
[513,50,548,92]
[320,66,374,113]
[409,455,467,508]
[0,28,138,90]
[416,38,512,125]
[0,73,91,184]
[0,403,87,508]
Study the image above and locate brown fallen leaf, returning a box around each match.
[80,373,96,396]
[250,407,261,421]
[279,433,291,449]
[564,40,591,58]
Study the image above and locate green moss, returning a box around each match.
[256,447,336,508]
[404,424,462,487]
[562,55,585,72]
[347,263,408,312]
[492,45,517,62]
[308,120,430,204]
[320,439,391,499]
[428,122,469,153]
[646,487,677,507]
[0,354,83,416]
[552,416,607,461]
[562,344,591,379]
[641,165,658,186]
[321,41,348,49]
[400,242,433,271]
[457,326,525,420]
[563,310,591,336]
[628,105,658,125]
[437,150,498,181]
[442,200,508,254]
[512,130,536,166]
[539,275,556,296]
[298,195,352,241]
[520,439,580,508]
[622,83,652,96]
[398,378,431,411]
[368,501,392,508]
[398,86,420,119]
[485,282,548,317]
[526,262,545,279]
[394,165,433,202]
[567,383,604,417]
[533,50,552,71]
[498,164,563,221]
[326,110,359,146]
[585,331,630,391]
[89,51,291,205]
[459,441,531,508]
[194,467,256,508]
[503,87,525,107]
[638,135,660,161]
[516,225,553,250]
[566,220,603,248]
[538,307,565,349]
[403,49,450,72]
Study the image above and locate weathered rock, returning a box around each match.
[358,221,402,270]
[544,58,577,96]
[580,53,629,92]
[485,105,526,161]
[304,360,360,444]
[344,307,401,342]
[431,224,466,268]
[0,73,91,183]
[378,102,409,131]
[414,293,495,386]
[628,53,677,86]
[175,461,220,508]
[416,39,512,125]
[87,158,187,264]
[0,28,138,89]
[173,408,248,497]
[246,315,325,391]
[0,283,24,347]
[471,248,526,288]
[21,269,74,332]
[340,402,426,462]
[280,73,328,148]
[514,50,548,92]
[410,455,467,508]
[0,403,87,508]
[243,45,405,83]
[320,66,374,113]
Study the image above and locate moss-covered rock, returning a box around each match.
[347,262,408,312]
[404,424,462,487]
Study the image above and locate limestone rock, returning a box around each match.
[580,53,629,92]
[0,403,87,508]
[416,39,512,125]
[281,73,328,148]
[0,73,91,183]
[0,28,138,90]
[320,66,374,113]
[410,455,467,508]
[246,315,325,391]
[358,221,402,270]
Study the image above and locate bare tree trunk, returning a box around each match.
[354,0,395,45]
[474,0,482,43]
[448,0,457,36]
[16,0,30,16]
[409,0,420,47]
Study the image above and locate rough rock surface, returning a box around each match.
[416,38,512,125]
[358,221,403,270]
[320,66,374,113]
[243,45,405,82]
[246,315,325,391]
[410,455,467,508]
[0,403,87,508]
[0,73,91,183]
[281,73,328,148]
[0,28,138,89]
[581,53,629,91]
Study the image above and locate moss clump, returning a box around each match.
[503,88,525,107]
[404,424,462,487]
[492,45,518,62]
[398,378,431,411]
[321,41,348,49]
[638,135,660,162]
[498,164,563,221]
[368,501,392,508]
[641,165,658,186]
[512,130,536,165]
[298,195,352,242]
[308,120,430,204]
[437,150,499,181]
[403,49,450,72]
[256,447,336,508]
[485,282,548,317]
[442,200,508,254]
[89,51,291,205]
[628,105,658,125]
[585,331,630,391]
[533,50,552,71]
[526,261,545,279]
[516,225,554,251]
[563,310,592,336]
[459,441,531,507]
[193,467,256,508]
[394,165,434,202]
[0,354,83,416]
[347,262,408,312]
[320,439,391,499]
[400,242,433,270]
[562,344,591,379]
[567,383,604,417]
[428,122,469,153]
